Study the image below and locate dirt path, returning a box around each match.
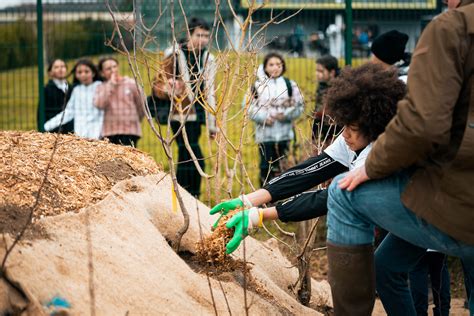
[372,298,469,315]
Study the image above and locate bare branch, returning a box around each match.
[195,199,218,316]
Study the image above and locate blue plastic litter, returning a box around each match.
[45,295,71,309]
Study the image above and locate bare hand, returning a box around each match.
[110,72,119,84]
[167,79,184,95]
[264,117,274,126]
[338,165,370,191]
[273,113,285,122]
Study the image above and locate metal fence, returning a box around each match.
[0,0,442,201]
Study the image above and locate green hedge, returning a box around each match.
[0,18,123,71]
[0,18,36,71]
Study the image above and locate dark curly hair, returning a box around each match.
[324,63,406,142]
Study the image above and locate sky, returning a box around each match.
[0,0,84,9]
[0,0,31,9]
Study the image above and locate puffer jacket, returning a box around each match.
[247,65,304,143]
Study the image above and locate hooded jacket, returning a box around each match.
[247,65,304,143]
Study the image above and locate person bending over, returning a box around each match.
[209,62,406,255]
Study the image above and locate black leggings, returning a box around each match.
[258,141,289,186]
[171,121,204,197]
[107,135,140,147]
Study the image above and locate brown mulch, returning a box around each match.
[195,209,242,272]
[0,131,160,235]
[194,209,276,301]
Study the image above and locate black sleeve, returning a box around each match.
[263,152,347,202]
[38,86,51,130]
[65,84,74,103]
[276,189,328,222]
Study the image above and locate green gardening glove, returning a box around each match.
[209,195,252,229]
[225,207,262,255]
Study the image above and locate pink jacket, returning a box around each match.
[94,77,145,137]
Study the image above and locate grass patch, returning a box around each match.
[0,53,369,204]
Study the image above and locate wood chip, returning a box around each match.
[0,131,160,225]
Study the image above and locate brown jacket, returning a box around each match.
[365,3,474,245]
[153,46,217,132]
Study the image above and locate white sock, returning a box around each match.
[240,194,253,208]
[247,207,262,229]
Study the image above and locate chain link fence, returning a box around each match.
[0,0,442,200]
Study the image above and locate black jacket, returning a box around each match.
[37,79,74,133]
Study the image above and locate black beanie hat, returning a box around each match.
[371,30,409,65]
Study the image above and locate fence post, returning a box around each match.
[37,0,45,132]
[344,0,352,66]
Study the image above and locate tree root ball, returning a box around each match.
[195,209,241,270]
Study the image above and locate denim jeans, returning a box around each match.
[375,235,451,316]
[409,252,450,316]
[171,121,204,197]
[326,170,474,315]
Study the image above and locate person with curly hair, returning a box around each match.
[325,2,474,315]
[208,62,406,255]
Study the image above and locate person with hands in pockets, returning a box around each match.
[211,63,406,255]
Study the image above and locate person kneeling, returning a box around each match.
[209,62,406,255]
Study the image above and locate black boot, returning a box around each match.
[327,242,376,316]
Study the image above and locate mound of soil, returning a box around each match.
[0,131,331,315]
[0,131,159,236]
[0,173,331,315]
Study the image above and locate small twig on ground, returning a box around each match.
[218,279,232,316]
[312,246,327,252]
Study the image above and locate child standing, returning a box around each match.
[247,52,304,186]
[38,59,74,133]
[94,57,145,147]
[44,59,103,139]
